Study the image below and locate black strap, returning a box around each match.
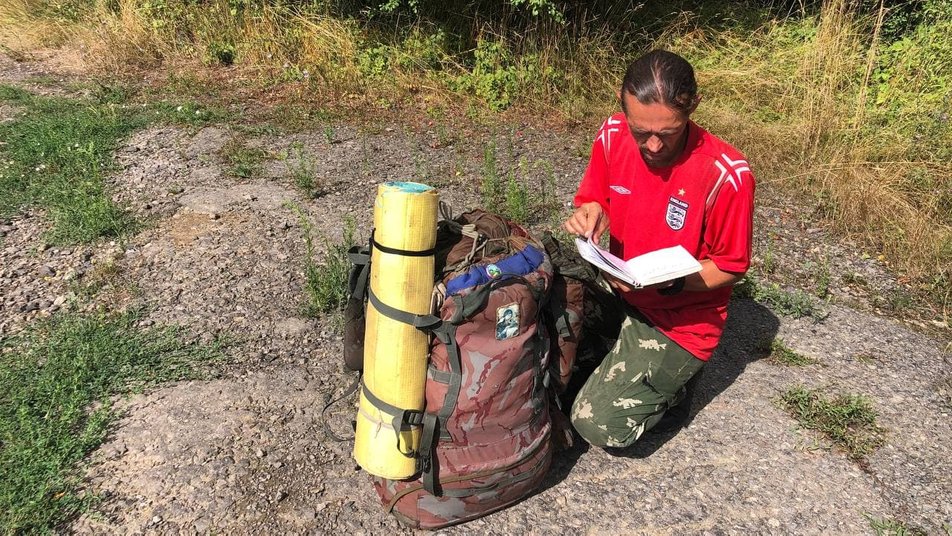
[360,379,428,458]
[321,372,362,442]
[370,235,436,257]
[418,413,440,494]
[367,288,443,331]
[348,250,371,300]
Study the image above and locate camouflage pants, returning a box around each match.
[570,309,704,448]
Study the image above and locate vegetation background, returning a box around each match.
[1,0,949,312]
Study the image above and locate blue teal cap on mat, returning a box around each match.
[386,181,433,193]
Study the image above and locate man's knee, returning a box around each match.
[569,397,644,448]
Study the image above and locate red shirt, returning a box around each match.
[574,113,755,360]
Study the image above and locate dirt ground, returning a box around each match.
[1,52,950,535]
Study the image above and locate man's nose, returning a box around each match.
[645,135,663,153]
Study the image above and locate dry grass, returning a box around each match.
[675,1,951,316]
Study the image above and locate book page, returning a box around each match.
[624,246,702,287]
[573,237,639,285]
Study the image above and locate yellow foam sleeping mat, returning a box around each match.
[353,181,439,479]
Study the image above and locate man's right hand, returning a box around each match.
[563,201,609,244]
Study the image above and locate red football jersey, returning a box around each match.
[574,112,755,360]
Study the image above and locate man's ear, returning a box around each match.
[687,94,702,115]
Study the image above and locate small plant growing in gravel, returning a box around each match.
[863,514,928,536]
[291,205,357,318]
[221,138,270,179]
[287,142,324,197]
[780,386,885,461]
[733,276,829,321]
[762,338,818,366]
[480,140,504,209]
[814,257,832,299]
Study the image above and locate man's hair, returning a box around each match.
[621,50,698,114]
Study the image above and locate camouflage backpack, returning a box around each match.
[342,207,583,529]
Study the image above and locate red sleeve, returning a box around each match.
[702,153,755,274]
[573,119,612,213]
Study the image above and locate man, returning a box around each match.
[563,50,755,448]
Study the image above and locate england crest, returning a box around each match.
[666,197,688,230]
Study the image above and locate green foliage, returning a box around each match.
[763,338,818,366]
[864,513,928,536]
[208,41,236,66]
[870,10,952,161]
[0,311,223,533]
[221,138,270,178]
[733,277,829,321]
[291,205,357,318]
[286,141,324,197]
[479,142,558,225]
[780,386,885,460]
[0,86,145,244]
[453,37,558,111]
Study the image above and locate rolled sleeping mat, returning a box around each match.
[353,181,439,479]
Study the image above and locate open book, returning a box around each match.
[574,236,702,288]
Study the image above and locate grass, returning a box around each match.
[286,141,324,197]
[0,84,227,245]
[733,276,829,321]
[763,338,818,366]
[780,386,886,461]
[479,140,560,226]
[221,138,270,179]
[289,204,357,319]
[864,514,928,536]
[0,311,224,533]
[0,85,144,244]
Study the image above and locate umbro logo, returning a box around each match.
[610,185,631,195]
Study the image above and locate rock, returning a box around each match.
[38,265,56,277]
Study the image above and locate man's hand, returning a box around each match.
[564,202,609,244]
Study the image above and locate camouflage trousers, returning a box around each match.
[570,308,705,448]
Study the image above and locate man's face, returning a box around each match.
[621,92,692,168]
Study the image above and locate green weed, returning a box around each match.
[286,141,323,197]
[864,514,927,536]
[780,386,885,460]
[0,85,144,244]
[0,311,224,533]
[764,338,818,366]
[733,277,829,321]
[479,143,559,225]
[221,138,270,179]
[290,205,357,319]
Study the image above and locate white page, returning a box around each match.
[575,237,701,287]
[625,246,702,286]
[573,237,639,285]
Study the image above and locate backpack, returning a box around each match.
[340,207,583,529]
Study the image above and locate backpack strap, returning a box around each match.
[360,378,441,493]
[321,371,362,442]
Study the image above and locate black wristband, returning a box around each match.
[658,276,686,296]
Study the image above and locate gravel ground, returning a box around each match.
[1,53,950,535]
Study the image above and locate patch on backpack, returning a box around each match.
[665,197,688,230]
[486,263,502,279]
[495,303,520,340]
